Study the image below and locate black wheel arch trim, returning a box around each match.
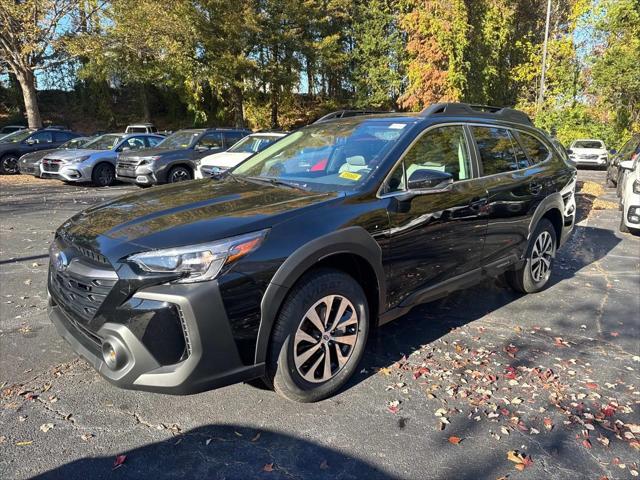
[527,192,565,250]
[254,226,385,365]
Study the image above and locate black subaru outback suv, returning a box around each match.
[48,103,576,402]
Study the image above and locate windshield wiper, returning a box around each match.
[245,176,308,191]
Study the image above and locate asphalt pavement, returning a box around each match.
[0,170,638,480]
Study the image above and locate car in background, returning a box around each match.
[126,123,159,134]
[567,139,609,168]
[0,128,81,174]
[0,125,27,139]
[195,132,286,179]
[116,128,251,186]
[18,137,91,177]
[606,134,640,190]
[47,103,576,401]
[618,155,640,234]
[41,133,164,187]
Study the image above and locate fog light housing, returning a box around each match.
[136,175,149,184]
[102,338,127,370]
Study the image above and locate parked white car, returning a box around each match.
[619,157,640,234]
[568,139,609,168]
[195,132,286,179]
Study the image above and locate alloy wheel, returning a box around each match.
[530,231,553,282]
[97,166,114,186]
[170,168,190,182]
[1,156,19,174]
[293,295,359,383]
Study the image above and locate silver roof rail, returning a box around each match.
[420,103,533,126]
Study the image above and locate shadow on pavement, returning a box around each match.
[32,424,394,480]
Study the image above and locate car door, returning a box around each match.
[469,125,548,265]
[384,124,489,308]
[24,131,54,153]
[194,132,224,160]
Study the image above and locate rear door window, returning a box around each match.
[53,131,74,142]
[197,133,224,149]
[471,126,520,175]
[29,131,53,144]
[517,132,551,164]
[145,136,163,147]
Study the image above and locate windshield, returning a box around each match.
[572,140,604,149]
[0,129,35,143]
[232,119,411,191]
[228,135,283,153]
[62,138,89,149]
[84,134,122,150]
[157,130,202,149]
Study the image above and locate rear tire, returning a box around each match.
[266,269,369,402]
[91,163,115,187]
[506,219,557,294]
[0,154,19,174]
[167,166,192,183]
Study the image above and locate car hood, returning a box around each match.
[200,152,250,168]
[571,148,607,156]
[20,149,58,163]
[119,147,188,158]
[46,149,113,161]
[61,178,337,251]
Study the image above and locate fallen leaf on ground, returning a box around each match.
[15,441,32,446]
[251,432,261,442]
[113,455,127,470]
[507,450,532,470]
[582,439,592,449]
[378,367,392,376]
[448,436,462,445]
[39,423,54,433]
[263,463,274,472]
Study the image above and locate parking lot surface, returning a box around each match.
[1,171,639,480]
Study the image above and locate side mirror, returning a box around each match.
[566,149,573,155]
[25,138,36,145]
[194,144,209,152]
[407,169,454,191]
[619,160,635,170]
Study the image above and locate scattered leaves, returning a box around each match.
[113,455,127,470]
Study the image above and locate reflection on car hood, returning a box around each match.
[45,149,113,161]
[119,147,188,158]
[200,152,250,168]
[62,178,336,249]
[20,148,60,164]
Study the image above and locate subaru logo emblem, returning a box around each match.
[53,251,69,272]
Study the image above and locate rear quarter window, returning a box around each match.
[517,132,551,164]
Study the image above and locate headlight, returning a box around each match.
[633,180,640,194]
[127,229,268,283]
[138,156,160,166]
[67,155,90,164]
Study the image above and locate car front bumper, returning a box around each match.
[18,162,42,177]
[116,164,157,186]
[41,161,94,182]
[572,157,607,167]
[48,278,264,394]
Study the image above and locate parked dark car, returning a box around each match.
[606,134,640,192]
[18,137,91,177]
[48,103,576,402]
[314,109,393,124]
[0,128,81,174]
[0,125,27,136]
[116,128,251,186]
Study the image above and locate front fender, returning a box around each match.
[254,226,385,364]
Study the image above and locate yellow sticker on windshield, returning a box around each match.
[339,171,362,181]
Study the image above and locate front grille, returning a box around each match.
[117,157,141,169]
[42,158,61,172]
[50,266,117,323]
[579,154,598,160]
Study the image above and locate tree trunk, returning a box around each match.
[14,68,42,128]
[231,77,245,128]
[140,84,151,122]
[270,86,279,129]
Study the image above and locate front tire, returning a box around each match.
[506,219,557,294]
[91,163,115,187]
[167,166,192,183]
[0,154,19,174]
[266,269,369,402]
